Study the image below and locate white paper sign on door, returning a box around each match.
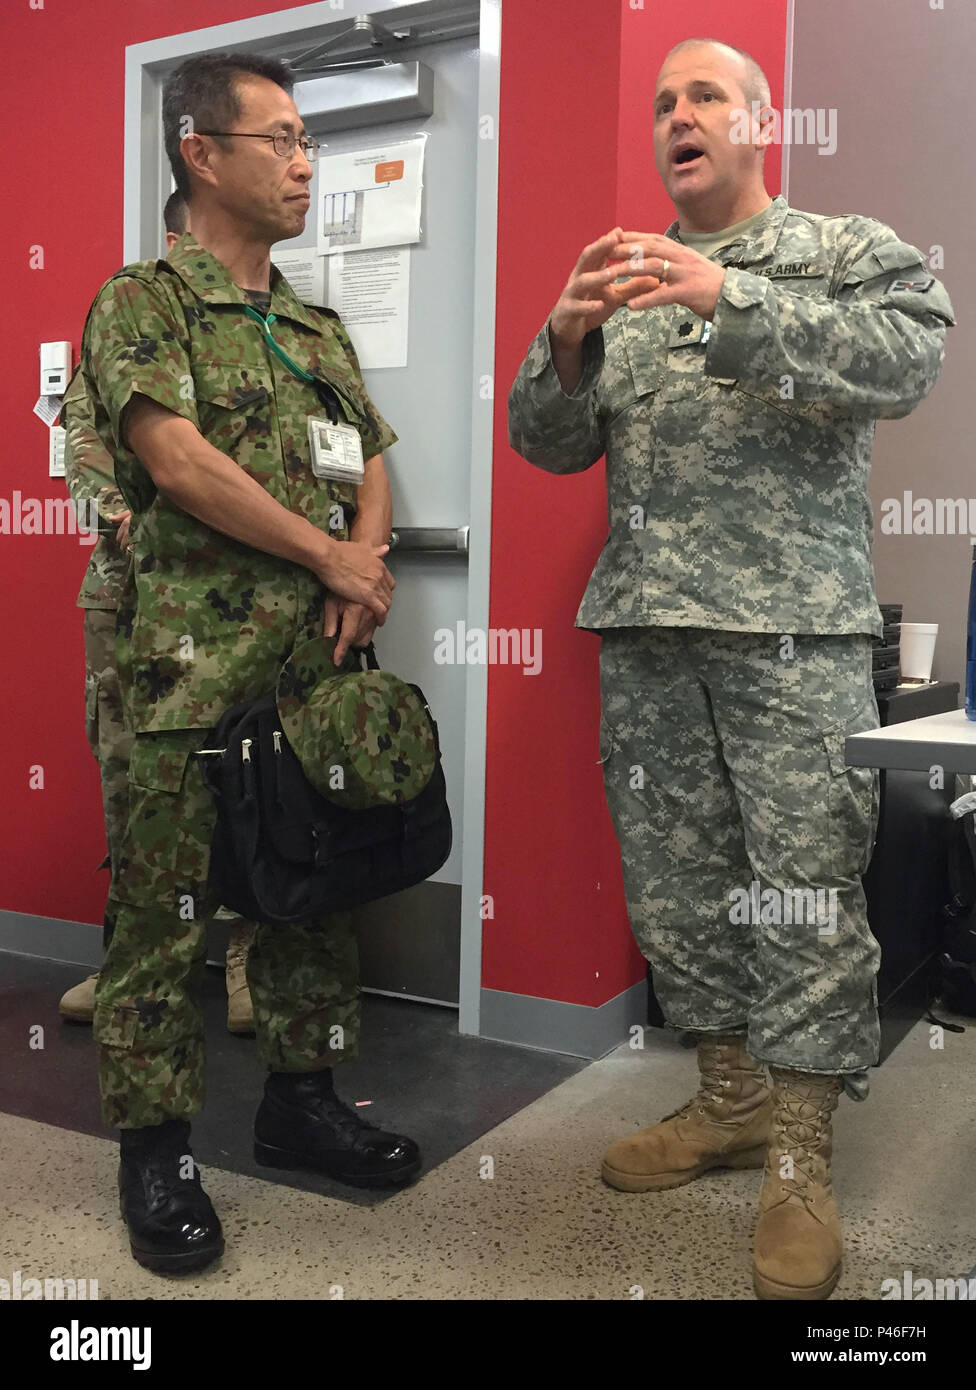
[316,137,425,256]
[328,247,410,371]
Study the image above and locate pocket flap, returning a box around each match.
[822,708,879,778]
[193,362,271,409]
[620,314,664,398]
[128,734,198,792]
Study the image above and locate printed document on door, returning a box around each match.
[316,136,426,256]
[327,247,410,370]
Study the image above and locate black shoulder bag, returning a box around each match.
[195,645,452,924]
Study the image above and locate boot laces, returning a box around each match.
[314,1092,382,1146]
[771,1081,836,1206]
[226,925,255,970]
[669,1047,734,1121]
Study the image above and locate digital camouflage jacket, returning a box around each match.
[508,196,954,637]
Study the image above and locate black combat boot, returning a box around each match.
[254,1069,422,1188]
[119,1119,224,1273]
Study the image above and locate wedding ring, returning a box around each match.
[660,258,670,284]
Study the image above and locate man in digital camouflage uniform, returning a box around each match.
[80,53,420,1274]
[508,38,953,1300]
[60,191,258,1038]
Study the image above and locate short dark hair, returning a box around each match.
[162,52,294,202]
[163,190,189,236]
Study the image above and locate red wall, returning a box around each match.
[1,0,280,925]
[483,0,789,1005]
[484,0,634,1006]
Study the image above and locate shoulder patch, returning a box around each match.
[888,274,936,295]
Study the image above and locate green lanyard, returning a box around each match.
[242,304,348,425]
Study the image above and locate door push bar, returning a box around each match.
[387,526,469,554]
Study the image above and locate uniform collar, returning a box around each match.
[666,193,789,266]
[164,233,325,335]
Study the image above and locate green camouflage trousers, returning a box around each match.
[83,609,132,884]
[599,628,881,1096]
[94,727,360,1128]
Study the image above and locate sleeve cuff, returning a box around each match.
[705,268,768,379]
[370,425,398,455]
[108,383,198,454]
[525,317,605,398]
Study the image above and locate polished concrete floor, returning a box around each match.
[2,949,976,1300]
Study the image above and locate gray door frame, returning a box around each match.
[122,0,500,1037]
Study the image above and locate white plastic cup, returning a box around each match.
[900,622,938,680]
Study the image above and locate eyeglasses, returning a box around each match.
[196,130,320,162]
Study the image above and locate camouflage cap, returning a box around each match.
[275,636,437,810]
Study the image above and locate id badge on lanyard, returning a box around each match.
[308,417,365,485]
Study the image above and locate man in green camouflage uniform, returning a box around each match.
[80,53,420,1274]
[59,193,259,1036]
[508,39,953,1299]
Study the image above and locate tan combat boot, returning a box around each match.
[602,1034,773,1192]
[59,973,99,1023]
[753,1067,843,1301]
[225,921,256,1036]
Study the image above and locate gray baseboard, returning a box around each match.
[1,908,648,1061]
[0,910,103,970]
[478,980,647,1059]
[1,883,463,1004]
[0,909,234,973]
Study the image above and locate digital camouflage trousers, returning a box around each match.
[599,627,881,1098]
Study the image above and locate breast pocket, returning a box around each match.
[602,313,664,422]
[193,362,272,455]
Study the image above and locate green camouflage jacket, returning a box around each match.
[60,366,130,610]
[508,195,954,637]
[80,232,396,733]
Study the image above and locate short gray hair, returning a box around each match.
[663,37,771,108]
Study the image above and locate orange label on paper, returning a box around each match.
[375,160,404,183]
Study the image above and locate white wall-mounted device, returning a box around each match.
[40,341,72,396]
